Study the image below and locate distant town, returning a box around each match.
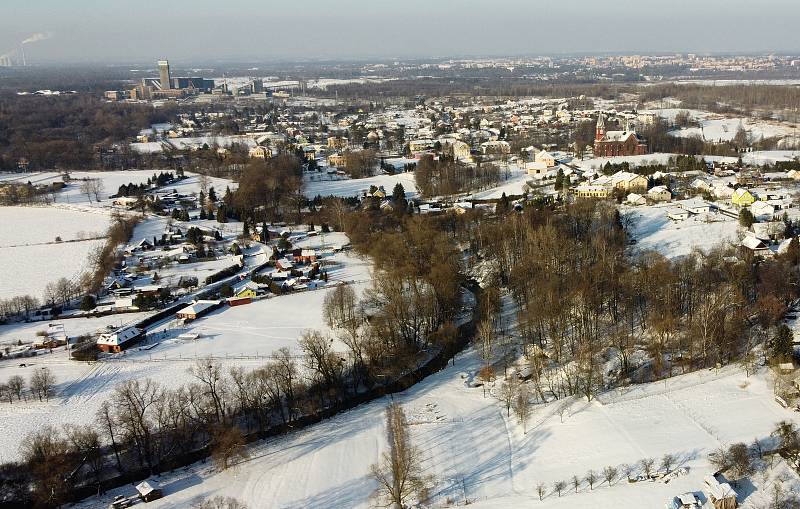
[2,48,800,509]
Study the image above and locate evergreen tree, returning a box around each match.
[554,168,565,190]
[739,208,755,228]
[498,192,510,214]
[216,205,228,223]
[785,237,800,266]
[261,221,270,242]
[773,324,794,361]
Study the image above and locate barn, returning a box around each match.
[96,326,144,353]
[175,300,223,322]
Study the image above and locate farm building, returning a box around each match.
[704,474,737,509]
[176,300,223,322]
[96,326,144,353]
[135,480,163,502]
[667,492,700,509]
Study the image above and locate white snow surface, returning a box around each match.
[0,206,111,300]
[304,172,417,199]
[75,349,800,509]
[625,202,739,259]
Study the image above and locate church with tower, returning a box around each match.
[593,113,649,157]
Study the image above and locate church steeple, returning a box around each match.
[595,113,606,141]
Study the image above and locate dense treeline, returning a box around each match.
[0,94,167,171]
[472,201,800,401]
[414,154,500,198]
[233,154,304,224]
[642,83,800,118]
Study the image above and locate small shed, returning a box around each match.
[704,474,737,509]
[135,479,163,502]
[175,300,222,322]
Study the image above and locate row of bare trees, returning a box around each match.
[537,454,678,501]
[0,368,55,404]
[414,154,500,198]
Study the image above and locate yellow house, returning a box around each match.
[328,153,346,167]
[731,187,755,207]
[574,185,610,199]
[249,146,269,159]
[234,282,259,298]
[327,136,348,150]
[611,171,648,192]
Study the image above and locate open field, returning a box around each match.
[0,206,111,301]
[74,348,800,509]
[304,171,417,199]
[625,201,740,259]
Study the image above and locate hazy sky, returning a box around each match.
[3,0,800,64]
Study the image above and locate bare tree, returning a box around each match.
[709,445,732,473]
[64,424,104,490]
[660,453,675,473]
[192,496,248,509]
[603,466,617,486]
[190,358,228,424]
[96,401,123,472]
[553,480,566,497]
[210,424,249,471]
[7,374,26,401]
[475,319,495,369]
[497,375,519,417]
[80,179,103,203]
[586,469,597,490]
[571,475,580,493]
[621,463,633,480]
[536,482,546,501]
[0,384,12,404]
[728,443,755,482]
[640,458,655,478]
[370,403,428,509]
[30,367,55,401]
[512,382,532,433]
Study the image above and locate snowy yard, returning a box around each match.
[304,171,417,199]
[625,202,739,259]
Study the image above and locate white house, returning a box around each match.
[667,208,690,221]
[534,150,556,168]
[750,201,776,221]
[647,185,672,202]
[626,193,647,206]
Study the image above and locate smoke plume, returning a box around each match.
[21,32,52,45]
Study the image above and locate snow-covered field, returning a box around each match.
[0,286,352,462]
[576,153,683,172]
[671,118,796,144]
[130,136,257,154]
[304,171,417,199]
[0,206,111,301]
[75,347,800,509]
[625,202,739,259]
[0,228,370,462]
[0,170,235,207]
[469,164,531,200]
